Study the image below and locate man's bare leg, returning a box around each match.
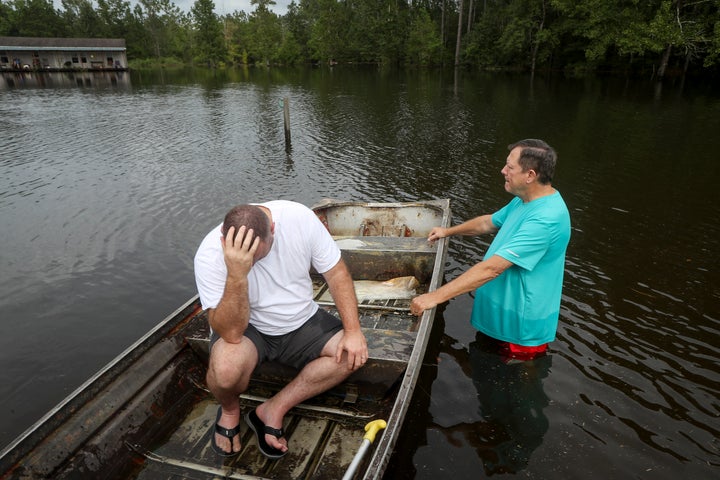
[206,337,258,454]
[254,331,353,452]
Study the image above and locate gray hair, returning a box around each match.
[508,139,557,184]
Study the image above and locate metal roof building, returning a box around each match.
[0,37,127,71]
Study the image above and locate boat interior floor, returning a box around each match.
[48,306,418,480]
[124,393,381,480]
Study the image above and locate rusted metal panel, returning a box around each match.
[361,200,452,480]
[340,248,435,284]
[0,37,126,49]
[0,297,202,479]
[52,352,206,479]
[313,200,447,238]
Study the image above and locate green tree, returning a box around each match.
[2,0,716,73]
[61,0,103,37]
[551,0,719,75]
[223,10,252,64]
[644,0,720,76]
[248,0,282,64]
[191,0,226,65]
[305,0,347,62]
[406,7,442,65]
[463,2,507,67]
[0,1,13,35]
[283,0,311,60]
[96,0,134,38]
[550,0,626,66]
[491,0,555,69]
[707,16,720,67]
[135,0,184,60]
[346,0,409,63]
[4,0,64,36]
[276,28,303,64]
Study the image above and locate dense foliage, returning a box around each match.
[1,0,719,75]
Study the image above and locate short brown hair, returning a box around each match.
[221,205,271,243]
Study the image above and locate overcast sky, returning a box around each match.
[178,0,290,15]
[52,0,291,16]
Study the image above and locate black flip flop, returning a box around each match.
[211,406,241,457]
[245,408,287,459]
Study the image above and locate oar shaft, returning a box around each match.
[342,440,370,480]
[342,419,387,480]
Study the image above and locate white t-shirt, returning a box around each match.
[194,200,341,335]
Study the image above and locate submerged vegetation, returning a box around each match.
[1,0,719,77]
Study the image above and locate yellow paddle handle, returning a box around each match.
[363,419,387,444]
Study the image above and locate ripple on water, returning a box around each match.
[1,74,719,476]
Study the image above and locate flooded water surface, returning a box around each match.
[1,68,718,479]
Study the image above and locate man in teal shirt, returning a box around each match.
[411,139,571,358]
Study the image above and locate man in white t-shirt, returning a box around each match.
[194,200,368,459]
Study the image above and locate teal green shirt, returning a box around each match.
[471,191,571,346]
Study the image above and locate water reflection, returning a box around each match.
[0,71,131,90]
[1,68,718,478]
[441,333,551,475]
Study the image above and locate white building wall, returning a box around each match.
[0,42,127,71]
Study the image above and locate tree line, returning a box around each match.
[2,0,719,77]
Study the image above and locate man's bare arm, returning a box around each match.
[208,225,258,343]
[427,214,498,243]
[410,254,513,316]
[322,259,368,369]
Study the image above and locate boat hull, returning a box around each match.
[0,199,451,480]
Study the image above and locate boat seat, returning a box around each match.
[186,321,416,401]
[333,235,435,251]
[330,236,437,286]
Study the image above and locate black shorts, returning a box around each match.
[210,307,342,370]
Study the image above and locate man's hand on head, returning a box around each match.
[222,225,259,281]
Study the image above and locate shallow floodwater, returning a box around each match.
[0,67,718,479]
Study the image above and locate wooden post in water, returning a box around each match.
[283,97,291,152]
